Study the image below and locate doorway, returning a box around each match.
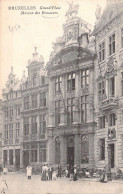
[108,144,115,168]
[23,150,29,168]
[67,147,74,166]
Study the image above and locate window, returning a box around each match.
[24,96,29,110]
[40,115,46,134]
[31,94,37,109]
[55,100,61,126]
[67,98,75,124]
[3,150,7,165]
[121,72,123,96]
[99,42,105,62]
[100,139,105,160]
[109,77,115,96]
[10,92,13,99]
[67,73,75,91]
[55,77,62,93]
[15,105,20,116]
[41,76,45,85]
[40,143,46,162]
[24,117,29,135]
[99,116,105,129]
[33,74,38,87]
[5,107,8,118]
[31,144,37,162]
[9,123,13,139]
[81,69,89,87]
[16,122,20,138]
[5,125,8,140]
[121,28,123,48]
[9,150,13,165]
[81,135,89,164]
[98,81,105,102]
[109,113,116,126]
[9,106,13,117]
[81,95,89,123]
[40,92,46,107]
[31,116,37,134]
[109,33,115,55]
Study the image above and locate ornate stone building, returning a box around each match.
[93,0,123,170]
[46,3,96,168]
[19,48,48,169]
[1,67,22,170]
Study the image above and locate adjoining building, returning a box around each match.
[93,0,123,170]
[20,48,48,169]
[1,67,22,170]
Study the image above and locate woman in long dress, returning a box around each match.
[41,164,46,181]
[26,164,32,179]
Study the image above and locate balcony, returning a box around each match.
[100,97,117,111]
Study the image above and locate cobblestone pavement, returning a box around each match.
[0,173,123,194]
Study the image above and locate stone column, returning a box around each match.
[47,136,54,164]
[29,144,31,163]
[89,133,95,167]
[59,109,67,126]
[20,144,23,169]
[73,71,80,124]
[60,136,67,166]
[74,135,80,167]
[48,78,55,128]
[37,142,40,162]
[37,115,40,139]
[13,147,15,169]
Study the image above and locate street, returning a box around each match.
[0,173,123,194]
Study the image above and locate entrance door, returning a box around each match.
[23,150,29,168]
[67,147,74,166]
[15,149,20,170]
[108,144,114,168]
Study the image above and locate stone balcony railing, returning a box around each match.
[100,96,117,111]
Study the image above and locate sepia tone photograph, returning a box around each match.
[0,0,123,193]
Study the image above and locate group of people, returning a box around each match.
[66,164,78,181]
[26,164,62,181]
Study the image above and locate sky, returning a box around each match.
[0,0,107,98]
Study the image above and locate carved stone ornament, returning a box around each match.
[105,57,117,77]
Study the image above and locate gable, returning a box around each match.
[47,46,94,69]
[93,4,123,35]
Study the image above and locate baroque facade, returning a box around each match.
[93,0,123,170]
[1,0,123,170]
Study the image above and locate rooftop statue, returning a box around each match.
[65,2,79,19]
[95,4,102,20]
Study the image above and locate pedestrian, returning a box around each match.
[52,170,57,181]
[57,165,62,178]
[100,170,107,183]
[41,164,46,181]
[26,164,32,179]
[3,166,8,175]
[67,164,70,178]
[73,166,78,181]
[48,166,53,180]
[70,165,74,181]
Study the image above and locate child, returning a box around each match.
[52,170,57,181]
[26,164,32,179]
